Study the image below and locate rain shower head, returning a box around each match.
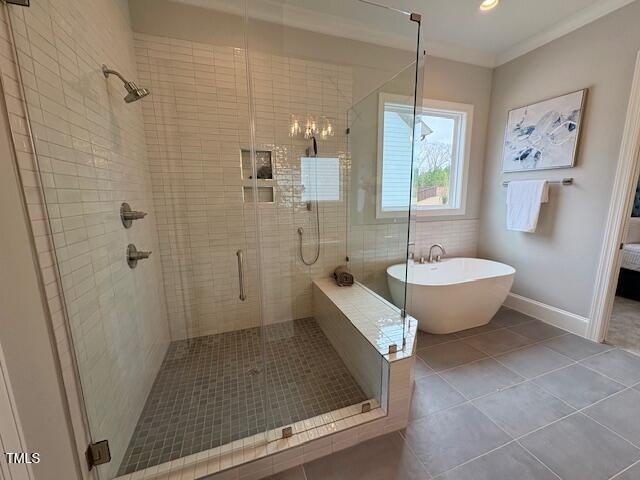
[102,65,150,103]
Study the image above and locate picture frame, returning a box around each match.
[502,89,587,172]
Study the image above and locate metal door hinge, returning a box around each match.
[409,13,421,23]
[281,426,293,439]
[86,440,111,470]
[5,1,30,6]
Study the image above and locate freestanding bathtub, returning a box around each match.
[387,258,516,334]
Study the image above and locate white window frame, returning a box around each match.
[376,94,473,219]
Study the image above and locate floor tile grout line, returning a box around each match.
[458,330,569,358]
[415,317,543,353]
[390,430,435,479]
[414,316,537,350]
[487,387,637,475]
[579,396,640,451]
[415,357,580,420]
[421,345,583,411]
[512,439,564,480]
[418,330,574,371]
[508,386,639,446]
[441,389,565,480]
[420,331,625,404]
[510,376,633,441]
[427,440,519,480]
[408,373,522,478]
[576,359,635,387]
[610,458,640,479]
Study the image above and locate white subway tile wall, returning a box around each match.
[414,219,479,258]
[0,1,170,477]
[134,33,353,338]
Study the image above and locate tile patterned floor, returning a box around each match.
[273,308,640,480]
[118,318,366,475]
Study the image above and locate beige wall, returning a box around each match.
[423,56,493,223]
[478,0,640,317]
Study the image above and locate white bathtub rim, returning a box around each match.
[387,258,516,287]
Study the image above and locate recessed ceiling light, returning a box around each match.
[480,0,499,11]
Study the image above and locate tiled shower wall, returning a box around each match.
[1,1,170,477]
[134,32,353,339]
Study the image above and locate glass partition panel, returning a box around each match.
[347,33,424,352]
[245,0,422,435]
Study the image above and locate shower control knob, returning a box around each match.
[120,202,147,228]
[127,244,152,269]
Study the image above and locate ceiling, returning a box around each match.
[173,0,638,67]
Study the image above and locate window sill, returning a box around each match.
[415,207,466,217]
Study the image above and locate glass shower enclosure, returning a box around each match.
[4,0,423,477]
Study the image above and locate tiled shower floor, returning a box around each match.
[117,317,366,475]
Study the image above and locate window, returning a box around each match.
[377,95,473,218]
[301,157,340,202]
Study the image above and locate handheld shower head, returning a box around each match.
[102,65,150,103]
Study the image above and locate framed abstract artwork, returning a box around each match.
[502,89,586,172]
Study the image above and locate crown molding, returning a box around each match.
[172,0,638,69]
[496,0,638,66]
[424,40,496,68]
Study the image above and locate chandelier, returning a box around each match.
[290,115,334,140]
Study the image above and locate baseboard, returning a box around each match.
[504,293,589,337]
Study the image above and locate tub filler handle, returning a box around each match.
[237,249,246,301]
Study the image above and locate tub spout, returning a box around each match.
[428,244,446,263]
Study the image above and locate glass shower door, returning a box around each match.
[5,1,271,478]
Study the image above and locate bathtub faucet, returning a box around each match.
[428,244,446,263]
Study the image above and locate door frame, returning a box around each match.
[588,50,640,342]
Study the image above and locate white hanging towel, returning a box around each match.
[506,180,549,232]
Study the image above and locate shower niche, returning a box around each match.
[241,148,275,203]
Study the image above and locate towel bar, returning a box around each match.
[502,178,573,187]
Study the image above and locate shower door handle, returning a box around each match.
[237,249,246,301]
